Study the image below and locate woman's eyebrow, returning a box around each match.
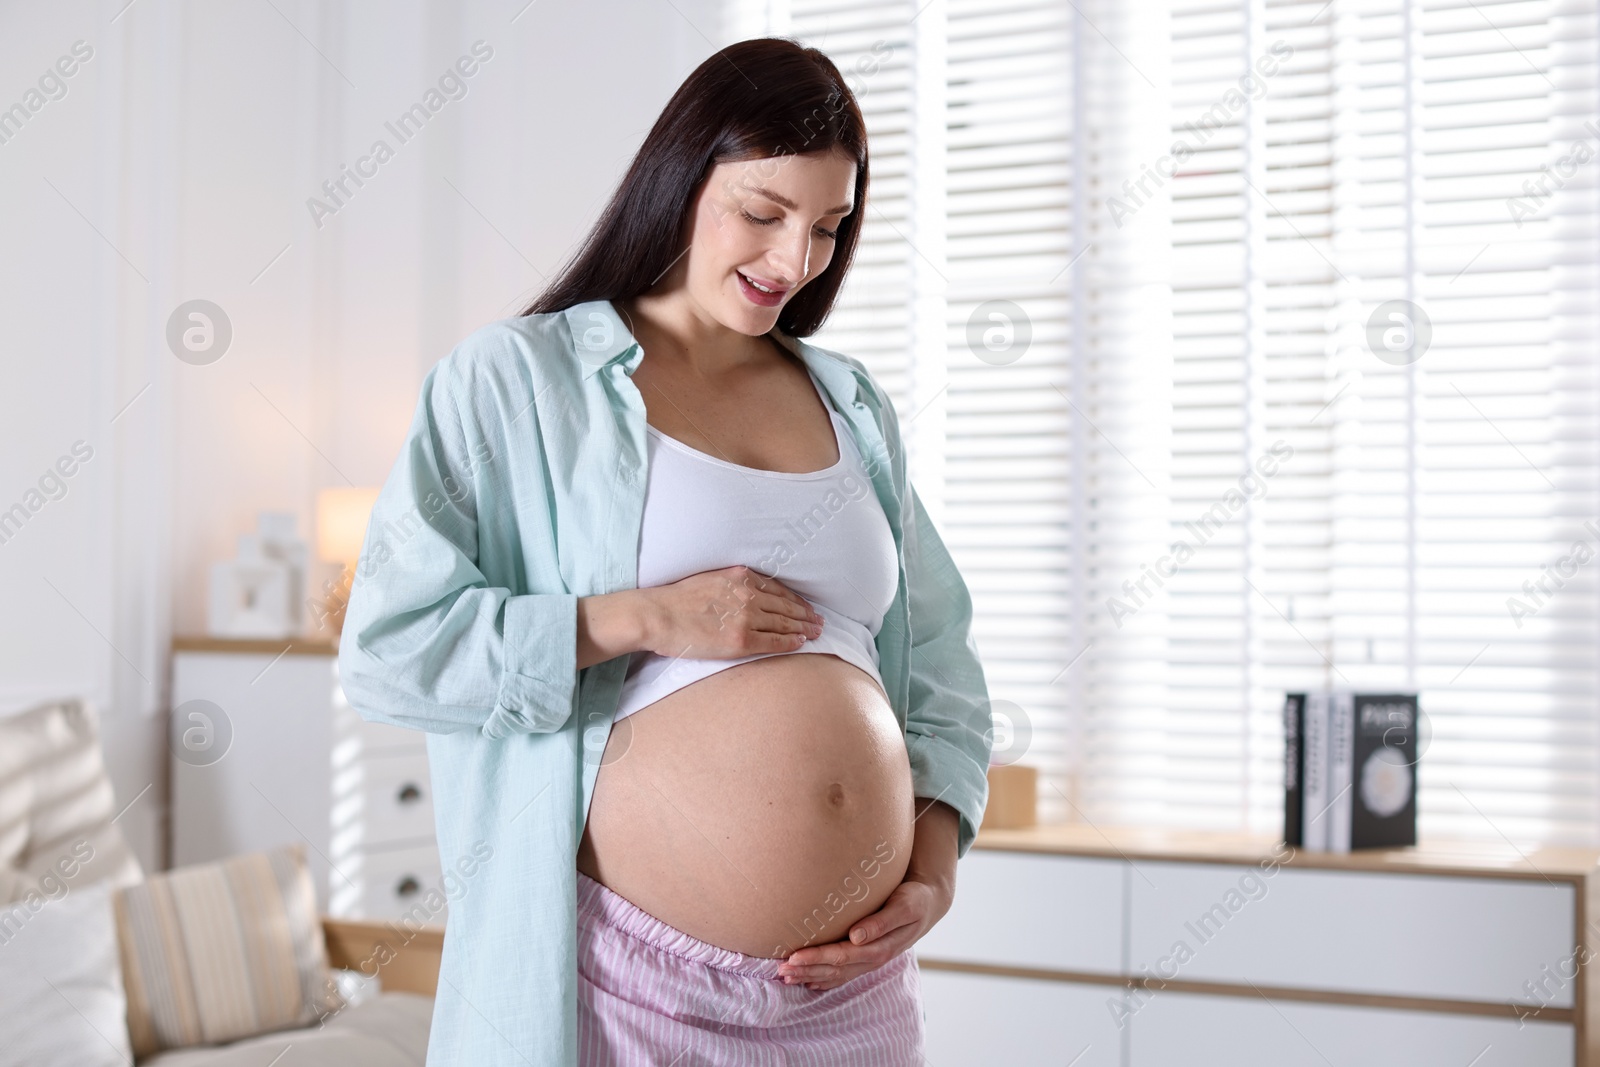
[747,185,854,216]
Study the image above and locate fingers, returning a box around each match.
[780,955,873,987]
[721,600,818,656]
[727,572,821,641]
[784,937,883,971]
[675,566,822,657]
[780,889,925,980]
[784,966,868,990]
[849,906,918,946]
[755,629,807,654]
[783,917,915,971]
[778,933,912,988]
[756,591,820,629]
[727,566,816,619]
[750,595,822,656]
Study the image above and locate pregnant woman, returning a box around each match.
[339,37,992,1067]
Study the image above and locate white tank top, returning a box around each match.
[613,368,899,722]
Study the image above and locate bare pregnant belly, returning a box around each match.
[576,652,915,959]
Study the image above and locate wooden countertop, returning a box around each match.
[973,821,1600,881]
[173,635,338,656]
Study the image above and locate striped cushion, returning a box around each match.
[112,843,345,1057]
[0,697,144,904]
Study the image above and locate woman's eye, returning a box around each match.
[740,209,839,240]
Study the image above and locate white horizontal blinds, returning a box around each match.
[1159,0,1346,833]
[1244,0,1346,834]
[1164,0,1261,831]
[757,0,922,409]
[1144,0,1600,845]
[1064,4,1178,829]
[1552,3,1600,846]
[728,0,1177,829]
[1329,0,1600,846]
[941,0,1078,819]
[937,1,1175,829]
[905,0,948,498]
[722,0,1600,847]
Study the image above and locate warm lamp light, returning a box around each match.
[314,487,379,640]
[317,487,380,564]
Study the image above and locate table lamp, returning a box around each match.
[314,486,380,639]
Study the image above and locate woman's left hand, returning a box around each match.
[777,799,962,991]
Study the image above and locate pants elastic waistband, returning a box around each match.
[576,870,788,981]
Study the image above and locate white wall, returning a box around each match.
[0,0,726,875]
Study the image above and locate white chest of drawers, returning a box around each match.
[169,637,444,923]
[915,824,1599,1066]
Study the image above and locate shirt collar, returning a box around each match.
[562,298,866,412]
[565,300,640,378]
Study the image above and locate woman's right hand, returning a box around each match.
[640,565,823,660]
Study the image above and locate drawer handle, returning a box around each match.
[395,875,421,898]
[397,783,422,804]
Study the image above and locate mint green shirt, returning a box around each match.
[337,298,992,1067]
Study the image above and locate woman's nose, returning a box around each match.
[767,230,812,286]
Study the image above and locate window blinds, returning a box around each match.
[721,0,1600,847]
[1318,0,1600,846]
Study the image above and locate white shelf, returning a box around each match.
[913,826,1600,1065]
[171,641,442,924]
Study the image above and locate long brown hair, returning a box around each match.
[520,37,869,338]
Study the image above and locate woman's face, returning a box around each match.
[676,150,857,335]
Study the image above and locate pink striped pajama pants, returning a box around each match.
[575,870,926,1065]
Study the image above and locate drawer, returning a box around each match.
[359,750,435,847]
[357,842,446,923]
[1128,861,1574,1006]
[918,967,1122,1066]
[1128,989,1573,1066]
[915,850,1124,974]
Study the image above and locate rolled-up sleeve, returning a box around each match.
[901,480,994,859]
[337,354,579,738]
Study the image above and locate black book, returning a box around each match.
[1350,693,1418,849]
[1283,692,1305,847]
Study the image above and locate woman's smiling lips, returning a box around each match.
[737,270,788,307]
